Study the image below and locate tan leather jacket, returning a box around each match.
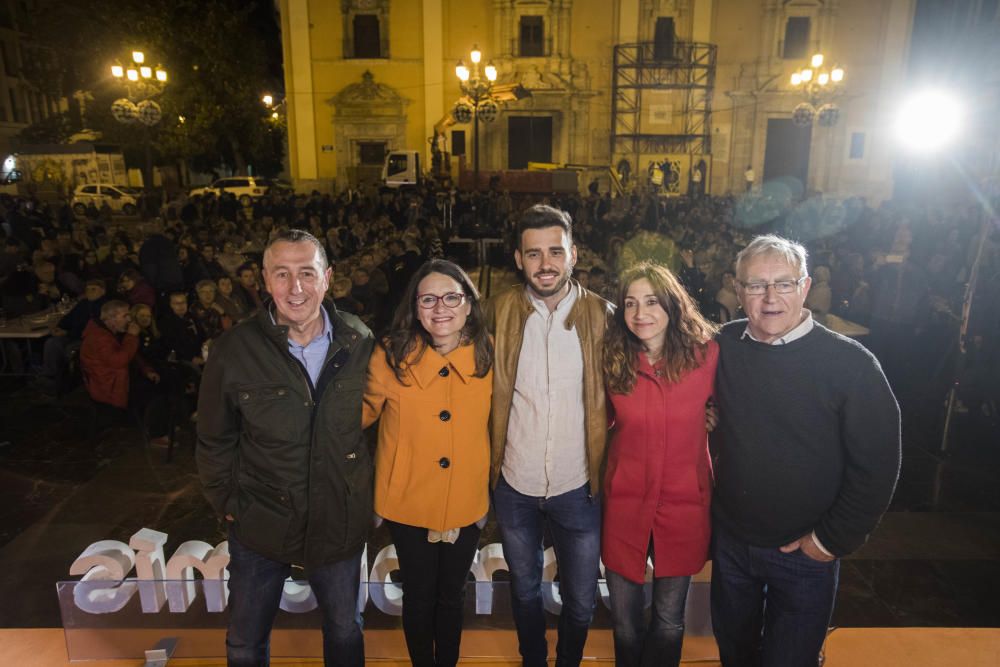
[485,281,613,496]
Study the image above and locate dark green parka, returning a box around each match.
[196,301,374,567]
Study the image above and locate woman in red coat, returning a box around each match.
[602,261,718,667]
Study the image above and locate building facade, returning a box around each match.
[279,0,915,202]
[0,0,67,179]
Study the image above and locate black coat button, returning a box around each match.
[439,410,451,422]
[439,457,450,468]
[439,366,450,377]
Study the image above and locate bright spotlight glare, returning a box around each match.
[895,91,962,153]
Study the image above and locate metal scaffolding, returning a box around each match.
[611,40,717,162]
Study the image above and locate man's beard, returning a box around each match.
[525,268,572,298]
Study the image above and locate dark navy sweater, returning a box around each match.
[710,320,901,557]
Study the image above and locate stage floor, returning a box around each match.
[2,628,999,666]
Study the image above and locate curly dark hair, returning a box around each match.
[382,259,493,384]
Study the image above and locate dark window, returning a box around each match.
[81,185,98,194]
[2,42,16,76]
[8,88,22,123]
[359,142,387,165]
[451,130,466,157]
[654,17,676,60]
[385,153,409,177]
[353,14,381,58]
[849,132,865,160]
[782,17,811,59]
[508,116,552,169]
[519,16,545,57]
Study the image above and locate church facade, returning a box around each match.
[279,0,914,202]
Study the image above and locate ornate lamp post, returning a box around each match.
[789,53,845,127]
[454,45,498,190]
[110,50,168,211]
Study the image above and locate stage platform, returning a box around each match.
[2,628,998,666]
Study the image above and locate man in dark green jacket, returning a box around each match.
[197,229,374,667]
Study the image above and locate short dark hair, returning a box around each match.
[516,204,572,247]
[264,229,328,270]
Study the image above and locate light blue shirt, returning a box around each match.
[285,308,333,388]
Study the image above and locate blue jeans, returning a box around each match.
[710,523,838,667]
[493,475,602,667]
[606,569,690,667]
[226,528,364,667]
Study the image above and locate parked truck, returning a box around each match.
[4,143,129,199]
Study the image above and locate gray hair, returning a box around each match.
[100,299,130,319]
[735,234,809,280]
[263,229,329,270]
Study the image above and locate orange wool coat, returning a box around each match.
[363,342,492,532]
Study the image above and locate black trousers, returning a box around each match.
[386,519,482,667]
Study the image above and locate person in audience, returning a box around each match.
[363,259,493,667]
[132,303,168,364]
[100,242,138,282]
[159,292,205,368]
[190,279,228,340]
[330,276,363,316]
[805,264,833,324]
[233,262,266,313]
[80,299,170,445]
[118,268,156,310]
[37,279,108,390]
[601,262,719,667]
[215,275,249,323]
[200,243,229,280]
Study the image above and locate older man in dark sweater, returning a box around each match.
[710,235,900,667]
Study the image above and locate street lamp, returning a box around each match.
[789,53,846,127]
[109,49,169,214]
[453,44,499,190]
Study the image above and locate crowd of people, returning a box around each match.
[1,180,997,666]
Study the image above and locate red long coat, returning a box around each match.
[602,341,718,583]
[80,320,141,409]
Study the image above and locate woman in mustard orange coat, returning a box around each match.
[363,259,493,667]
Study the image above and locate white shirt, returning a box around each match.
[741,309,834,558]
[741,309,814,345]
[502,284,589,498]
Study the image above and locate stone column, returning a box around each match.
[284,0,318,185]
[423,0,444,171]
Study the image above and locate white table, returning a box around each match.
[0,309,66,375]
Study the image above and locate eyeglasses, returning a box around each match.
[738,277,806,296]
[417,292,466,309]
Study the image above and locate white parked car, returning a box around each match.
[188,176,275,205]
[71,184,142,216]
